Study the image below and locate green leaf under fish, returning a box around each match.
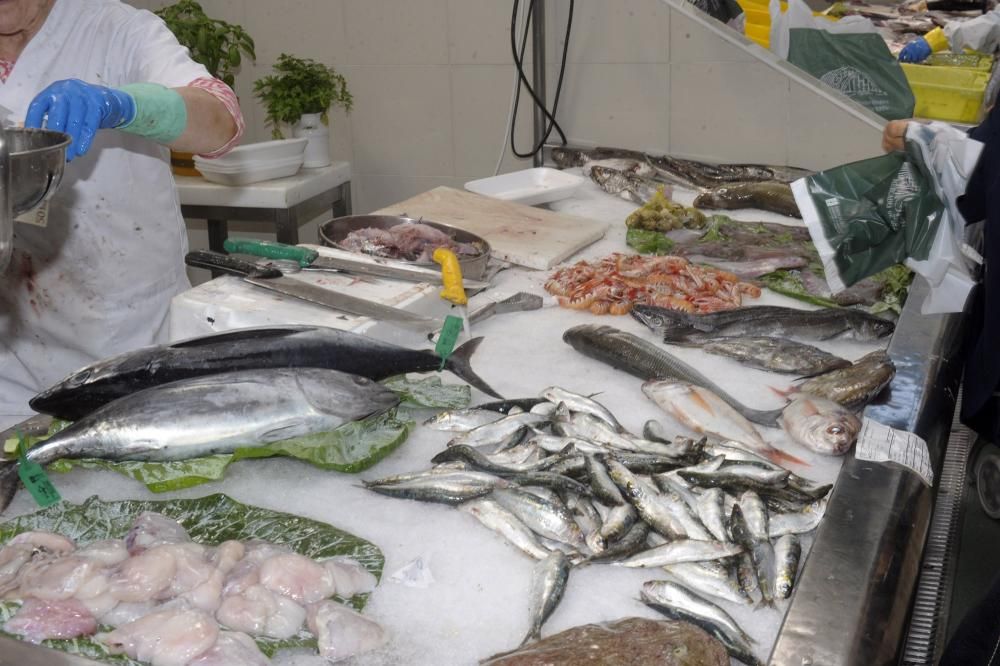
[0,493,383,662]
[626,228,676,255]
[10,374,470,493]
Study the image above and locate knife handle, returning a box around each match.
[184,250,283,279]
[223,238,319,267]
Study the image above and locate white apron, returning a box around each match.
[0,0,210,430]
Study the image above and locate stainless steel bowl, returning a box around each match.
[319,214,492,280]
[0,128,71,273]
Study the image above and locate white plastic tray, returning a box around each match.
[195,155,304,186]
[464,167,585,206]
[197,138,308,168]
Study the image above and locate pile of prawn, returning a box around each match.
[544,253,761,315]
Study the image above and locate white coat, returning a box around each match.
[0,0,210,430]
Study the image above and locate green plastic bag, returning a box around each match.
[792,142,944,291]
[771,0,914,120]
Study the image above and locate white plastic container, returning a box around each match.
[293,113,332,168]
[194,154,304,186]
[465,167,585,206]
[197,138,307,169]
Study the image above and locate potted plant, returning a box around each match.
[253,54,353,168]
[154,0,255,175]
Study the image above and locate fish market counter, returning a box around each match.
[3,180,966,665]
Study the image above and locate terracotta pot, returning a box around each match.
[170,150,201,177]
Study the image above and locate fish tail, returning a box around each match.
[519,628,540,647]
[444,337,503,399]
[0,459,20,514]
[766,447,808,467]
[769,385,797,400]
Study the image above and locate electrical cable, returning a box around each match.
[494,0,527,175]
[508,0,575,160]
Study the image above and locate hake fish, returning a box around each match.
[779,395,861,456]
[631,304,896,343]
[522,551,571,645]
[2,368,401,512]
[31,325,501,421]
[700,337,851,377]
[589,165,662,205]
[642,381,804,466]
[640,580,762,666]
[563,325,784,427]
[794,350,897,410]
[693,182,801,218]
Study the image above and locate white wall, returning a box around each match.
[127,0,886,247]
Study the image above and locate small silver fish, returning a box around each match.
[363,470,507,504]
[730,504,775,608]
[658,562,752,606]
[614,539,743,568]
[522,551,571,645]
[598,503,639,544]
[774,534,802,599]
[423,408,505,432]
[447,412,550,449]
[492,488,586,550]
[694,488,729,543]
[779,394,861,456]
[585,456,625,506]
[541,387,623,432]
[459,498,551,561]
[768,495,829,538]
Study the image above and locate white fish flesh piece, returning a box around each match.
[540,386,624,432]
[522,551,571,645]
[459,498,552,560]
[6,555,101,602]
[99,601,158,628]
[423,408,505,432]
[109,546,181,603]
[98,608,220,666]
[774,534,802,600]
[307,600,387,663]
[1,368,399,513]
[322,557,378,597]
[769,495,830,538]
[76,540,130,567]
[215,583,306,639]
[642,380,804,466]
[8,531,76,554]
[258,553,339,604]
[780,394,862,456]
[126,512,191,555]
[614,539,743,568]
[4,597,97,643]
[188,631,271,666]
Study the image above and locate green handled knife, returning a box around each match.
[223,238,490,289]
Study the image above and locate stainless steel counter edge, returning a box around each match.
[770,277,967,665]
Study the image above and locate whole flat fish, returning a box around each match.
[631,304,896,343]
[693,182,801,218]
[522,551,571,645]
[30,325,501,421]
[3,369,400,512]
[642,381,803,467]
[589,165,660,205]
[562,324,783,427]
[794,350,896,410]
[700,337,851,377]
[780,395,861,456]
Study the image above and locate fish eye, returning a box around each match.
[827,425,845,435]
[68,370,91,386]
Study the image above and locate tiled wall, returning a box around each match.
[129,0,886,216]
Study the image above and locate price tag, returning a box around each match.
[435,315,464,369]
[855,417,934,487]
[16,434,61,507]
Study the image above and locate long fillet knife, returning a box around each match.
[222,238,491,289]
[185,250,439,332]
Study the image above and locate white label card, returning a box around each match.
[15,202,48,227]
[855,417,934,487]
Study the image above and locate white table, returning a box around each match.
[175,162,352,253]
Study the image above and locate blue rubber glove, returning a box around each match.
[25,79,136,161]
[898,37,932,63]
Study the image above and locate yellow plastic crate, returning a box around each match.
[902,63,989,123]
[924,52,993,71]
[737,0,833,49]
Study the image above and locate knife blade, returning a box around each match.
[222,238,491,289]
[185,250,439,332]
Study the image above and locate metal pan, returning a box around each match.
[318,214,491,280]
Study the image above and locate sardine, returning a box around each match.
[458,498,552,560]
[780,395,861,456]
[522,551,571,645]
[730,504,776,607]
[794,350,896,410]
[585,456,625,506]
[774,534,802,599]
[693,182,801,218]
[2,369,400,513]
[598,503,639,544]
[364,470,507,505]
[589,166,661,205]
[642,381,803,466]
[615,539,743,568]
[631,304,895,343]
[604,458,692,539]
[475,398,549,414]
[739,492,770,541]
[563,325,784,427]
[658,561,752,606]
[640,580,762,666]
[447,413,549,449]
[554,412,636,451]
[736,552,761,605]
[585,521,650,564]
[541,387,623,432]
[700,336,851,377]
[430,445,554,475]
[680,465,791,493]
[769,495,829,538]
[30,326,500,421]
[492,488,586,550]
[695,488,729,542]
[423,409,505,432]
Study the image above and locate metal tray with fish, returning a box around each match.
[319,214,492,280]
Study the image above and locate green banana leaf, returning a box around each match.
[0,494,383,662]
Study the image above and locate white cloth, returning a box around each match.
[944,9,1000,55]
[0,0,210,429]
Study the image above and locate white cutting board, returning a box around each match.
[372,186,609,270]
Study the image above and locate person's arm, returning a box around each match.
[169,86,236,155]
[882,119,911,153]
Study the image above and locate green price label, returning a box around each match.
[17,433,61,508]
[435,315,464,369]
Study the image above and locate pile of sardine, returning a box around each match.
[364,388,832,666]
[0,512,384,665]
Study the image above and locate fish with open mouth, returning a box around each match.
[780,395,862,456]
[2,368,401,512]
[30,325,501,421]
[693,182,801,218]
[589,165,663,205]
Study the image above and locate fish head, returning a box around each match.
[28,351,146,418]
[782,396,861,456]
[550,147,585,168]
[630,305,671,332]
[856,316,896,340]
